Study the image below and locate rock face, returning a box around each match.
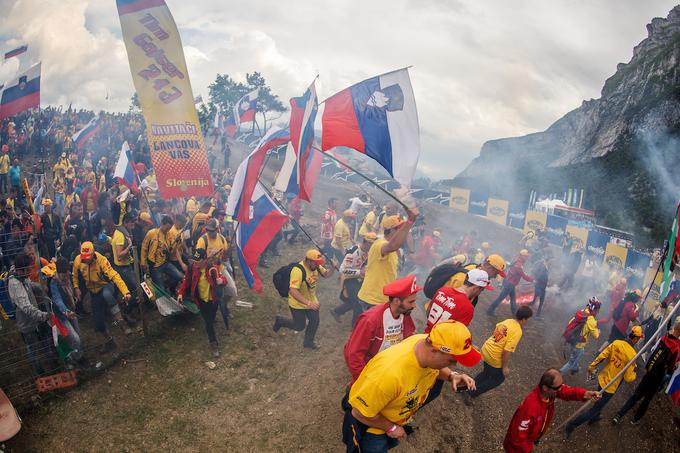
[453,6,680,246]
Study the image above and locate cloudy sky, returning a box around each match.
[0,0,677,179]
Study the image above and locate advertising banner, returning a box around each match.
[565,225,589,251]
[116,0,213,199]
[624,250,651,290]
[643,266,664,310]
[507,202,527,229]
[545,214,568,245]
[449,187,470,212]
[604,242,628,271]
[523,210,547,234]
[468,191,488,216]
[486,198,509,225]
[585,230,609,260]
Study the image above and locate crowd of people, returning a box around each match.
[1,107,679,452]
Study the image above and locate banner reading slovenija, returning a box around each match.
[116,0,213,199]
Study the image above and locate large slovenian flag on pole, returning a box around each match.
[235,183,289,292]
[274,142,323,199]
[660,202,680,299]
[321,68,421,188]
[114,141,139,192]
[227,126,290,223]
[4,45,28,60]
[289,80,318,202]
[212,107,224,136]
[226,89,259,137]
[0,63,40,121]
[72,116,101,150]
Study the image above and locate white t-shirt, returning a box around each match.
[379,308,404,352]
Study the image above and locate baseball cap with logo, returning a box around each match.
[383,275,422,298]
[428,320,481,367]
[305,249,325,265]
[80,241,95,260]
[486,254,506,278]
[362,232,378,242]
[630,325,644,338]
[466,269,494,290]
[382,215,404,230]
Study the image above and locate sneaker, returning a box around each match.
[330,309,342,324]
[612,416,621,425]
[304,342,321,350]
[272,318,281,333]
[210,343,220,358]
[630,419,641,426]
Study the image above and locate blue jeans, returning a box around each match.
[54,192,65,218]
[150,262,183,293]
[560,345,585,375]
[567,386,614,430]
[487,282,516,314]
[469,362,505,398]
[91,284,119,333]
[360,433,399,452]
[359,299,376,313]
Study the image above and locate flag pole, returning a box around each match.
[313,145,412,214]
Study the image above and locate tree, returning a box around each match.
[246,72,286,130]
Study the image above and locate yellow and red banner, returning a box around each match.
[604,242,628,271]
[486,198,509,225]
[449,187,470,212]
[116,0,213,199]
[523,210,547,233]
[565,225,589,250]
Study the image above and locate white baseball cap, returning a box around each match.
[466,269,494,290]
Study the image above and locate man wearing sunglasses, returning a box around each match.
[503,368,599,452]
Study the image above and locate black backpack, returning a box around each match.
[423,263,470,299]
[273,263,307,298]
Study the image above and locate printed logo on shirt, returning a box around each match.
[519,419,530,431]
[406,386,418,396]
[492,325,508,343]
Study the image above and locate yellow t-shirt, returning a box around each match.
[444,264,478,289]
[358,238,398,306]
[575,315,600,349]
[331,218,352,251]
[591,339,637,394]
[0,154,10,174]
[481,319,523,368]
[288,261,326,309]
[197,269,210,302]
[358,211,377,237]
[192,212,210,235]
[111,229,134,266]
[195,233,228,260]
[349,334,439,434]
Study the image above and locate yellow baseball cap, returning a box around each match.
[432,230,441,238]
[520,249,530,257]
[428,320,481,367]
[305,249,325,265]
[630,325,643,338]
[452,254,467,265]
[633,289,642,297]
[486,254,506,278]
[363,232,378,242]
[481,241,491,249]
[382,215,404,230]
[41,198,53,207]
[139,212,153,225]
[80,241,95,260]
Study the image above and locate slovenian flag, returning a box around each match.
[72,116,101,150]
[4,45,28,60]
[0,63,40,121]
[226,89,259,137]
[667,366,680,405]
[227,126,290,223]
[321,68,421,189]
[274,142,323,200]
[289,80,318,202]
[235,183,288,292]
[213,107,224,136]
[114,141,139,192]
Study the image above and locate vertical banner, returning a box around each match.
[116,0,213,199]
[624,250,651,290]
[507,202,527,229]
[468,191,488,216]
[585,229,609,261]
[604,242,628,271]
[565,225,589,250]
[545,214,568,245]
[486,198,509,225]
[643,266,663,310]
[449,187,470,212]
[523,210,547,233]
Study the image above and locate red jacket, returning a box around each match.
[343,302,416,383]
[504,385,586,453]
[506,258,534,286]
[177,264,221,303]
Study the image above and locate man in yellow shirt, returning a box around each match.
[331,209,356,261]
[141,215,183,293]
[111,213,139,323]
[438,254,506,307]
[345,320,479,451]
[191,201,213,242]
[464,305,533,405]
[0,146,10,194]
[560,297,601,375]
[565,326,642,436]
[358,210,417,312]
[358,205,379,237]
[273,250,334,349]
[195,218,231,329]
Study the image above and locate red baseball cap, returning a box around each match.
[383,275,422,298]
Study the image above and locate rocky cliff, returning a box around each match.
[453,6,680,246]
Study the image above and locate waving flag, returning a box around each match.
[274,142,323,199]
[72,116,100,150]
[114,141,139,191]
[660,202,680,300]
[213,108,224,136]
[227,126,290,223]
[4,45,28,60]
[667,367,680,405]
[321,68,420,188]
[289,80,318,202]
[0,63,40,121]
[235,183,288,292]
[225,89,259,137]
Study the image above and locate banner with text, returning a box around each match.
[507,202,527,229]
[624,250,651,290]
[117,0,213,199]
[524,210,547,234]
[604,242,628,271]
[468,191,488,216]
[585,230,609,259]
[566,225,589,251]
[449,187,470,212]
[486,198,509,226]
[545,214,568,245]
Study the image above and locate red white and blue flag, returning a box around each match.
[4,45,28,60]
[226,89,259,137]
[289,80,318,202]
[72,116,101,150]
[0,63,40,121]
[321,68,420,188]
[235,183,288,292]
[667,366,680,405]
[114,141,139,192]
[227,126,290,223]
[274,142,323,200]
[213,107,225,135]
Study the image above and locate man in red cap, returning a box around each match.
[344,275,420,384]
[343,320,479,452]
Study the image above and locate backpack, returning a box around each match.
[562,310,588,345]
[612,300,629,321]
[423,263,470,299]
[272,263,307,298]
